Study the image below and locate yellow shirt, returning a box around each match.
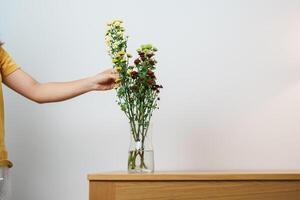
[0,47,20,168]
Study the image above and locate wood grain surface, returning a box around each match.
[88,172,300,200]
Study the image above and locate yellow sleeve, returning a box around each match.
[0,47,20,78]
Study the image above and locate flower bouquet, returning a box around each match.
[105,20,162,173]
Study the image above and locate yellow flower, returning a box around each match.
[112,58,118,63]
[116,66,122,72]
[115,77,122,84]
[114,21,121,27]
[127,69,132,75]
[118,51,125,56]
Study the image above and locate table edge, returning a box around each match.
[87,171,300,181]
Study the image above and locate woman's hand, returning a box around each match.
[90,68,119,91]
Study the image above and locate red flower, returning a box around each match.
[134,58,141,65]
[147,53,154,58]
[147,70,154,76]
[130,70,138,79]
[130,70,138,76]
[147,79,155,85]
[147,70,156,79]
[138,52,145,57]
[149,60,156,65]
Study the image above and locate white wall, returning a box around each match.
[1,0,300,199]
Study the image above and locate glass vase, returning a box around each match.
[128,123,154,173]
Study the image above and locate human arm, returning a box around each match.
[3,68,118,104]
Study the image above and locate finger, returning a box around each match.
[113,83,119,89]
[101,68,114,74]
[110,73,119,81]
[110,68,118,74]
[103,84,115,91]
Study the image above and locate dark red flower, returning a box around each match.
[149,60,156,65]
[147,79,155,85]
[130,70,138,76]
[147,53,154,58]
[138,52,145,57]
[147,70,156,79]
[147,70,154,76]
[134,59,141,65]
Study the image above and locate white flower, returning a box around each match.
[113,44,118,49]
[105,37,111,45]
[114,21,121,27]
[117,31,123,36]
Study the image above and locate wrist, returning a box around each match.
[85,76,98,92]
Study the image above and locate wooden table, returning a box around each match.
[88,172,300,200]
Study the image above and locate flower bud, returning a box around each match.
[141,44,153,50]
[116,66,122,72]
